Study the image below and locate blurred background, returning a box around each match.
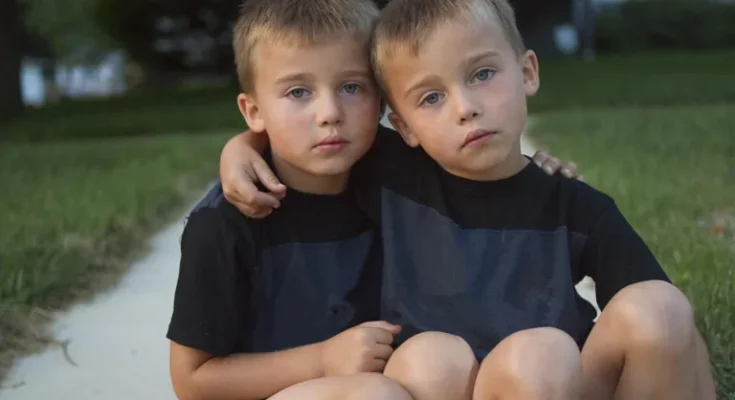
[0,0,734,398]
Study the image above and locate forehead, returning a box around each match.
[381,19,512,91]
[252,37,372,80]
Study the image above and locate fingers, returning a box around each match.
[372,344,394,361]
[560,161,578,178]
[359,321,402,336]
[531,149,550,167]
[367,358,388,373]
[223,180,280,219]
[253,159,287,198]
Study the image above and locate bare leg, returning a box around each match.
[268,372,413,400]
[473,327,582,400]
[384,331,478,400]
[580,280,716,400]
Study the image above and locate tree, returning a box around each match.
[0,0,24,123]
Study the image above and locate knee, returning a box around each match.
[385,332,477,396]
[605,280,695,354]
[478,327,581,396]
[347,373,412,400]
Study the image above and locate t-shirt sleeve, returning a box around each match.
[580,201,671,311]
[166,208,252,357]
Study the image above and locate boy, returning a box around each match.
[218,1,717,399]
[166,0,415,399]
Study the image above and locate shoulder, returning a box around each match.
[527,164,616,232]
[182,182,257,255]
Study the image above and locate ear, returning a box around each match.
[519,50,540,97]
[388,112,420,148]
[237,93,266,133]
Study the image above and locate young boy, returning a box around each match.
[166,1,415,399]
[218,1,717,399]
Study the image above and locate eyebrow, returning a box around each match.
[274,72,315,85]
[403,75,443,100]
[402,50,501,99]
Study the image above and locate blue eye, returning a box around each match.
[472,68,495,82]
[341,83,360,94]
[287,88,310,99]
[421,92,443,106]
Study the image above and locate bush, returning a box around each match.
[595,0,735,53]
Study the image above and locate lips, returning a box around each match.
[314,136,349,150]
[462,129,497,147]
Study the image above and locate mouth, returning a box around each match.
[314,137,349,150]
[462,129,498,148]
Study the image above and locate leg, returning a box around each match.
[580,280,716,400]
[473,327,583,400]
[384,331,478,400]
[268,372,413,400]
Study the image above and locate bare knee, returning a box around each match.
[605,280,695,355]
[475,327,582,398]
[385,331,477,400]
[269,373,411,400]
[347,373,413,400]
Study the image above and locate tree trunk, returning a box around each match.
[0,0,24,123]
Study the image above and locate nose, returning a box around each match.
[454,88,482,125]
[317,93,343,127]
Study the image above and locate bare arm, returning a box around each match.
[170,341,323,400]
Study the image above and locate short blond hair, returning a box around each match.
[233,0,379,93]
[371,0,526,91]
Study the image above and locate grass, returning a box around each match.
[532,104,735,398]
[1,85,244,142]
[0,133,231,378]
[531,50,735,112]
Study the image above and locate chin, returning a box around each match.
[308,160,355,177]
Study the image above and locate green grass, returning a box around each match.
[532,104,735,398]
[531,50,735,112]
[1,85,244,142]
[0,133,231,377]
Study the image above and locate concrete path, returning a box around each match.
[0,205,195,400]
[0,120,599,400]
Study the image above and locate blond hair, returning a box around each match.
[371,0,526,91]
[233,0,379,93]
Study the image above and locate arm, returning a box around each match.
[167,209,320,399]
[170,341,323,400]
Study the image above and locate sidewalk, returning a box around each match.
[0,204,194,400]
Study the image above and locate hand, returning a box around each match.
[319,321,401,376]
[220,132,287,218]
[531,150,583,181]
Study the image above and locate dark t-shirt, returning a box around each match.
[167,179,381,357]
[353,126,670,358]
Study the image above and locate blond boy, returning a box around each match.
[166,0,413,399]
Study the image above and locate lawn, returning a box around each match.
[0,133,231,377]
[532,104,735,398]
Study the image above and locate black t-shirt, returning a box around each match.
[353,126,670,358]
[167,179,381,357]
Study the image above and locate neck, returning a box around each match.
[446,142,528,181]
[272,153,350,195]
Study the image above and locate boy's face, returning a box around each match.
[239,37,380,177]
[384,18,540,180]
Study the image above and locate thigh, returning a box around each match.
[268,373,411,400]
